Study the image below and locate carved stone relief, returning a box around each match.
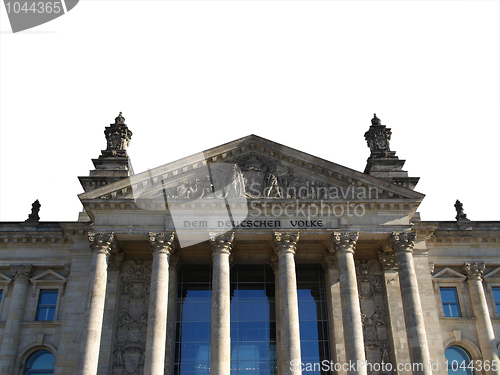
[356,259,394,375]
[112,260,152,375]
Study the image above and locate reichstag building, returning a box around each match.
[0,113,499,375]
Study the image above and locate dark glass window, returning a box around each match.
[24,350,55,374]
[296,265,331,374]
[440,287,461,317]
[230,265,277,375]
[36,290,58,321]
[174,265,212,375]
[492,287,500,316]
[445,346,473,375]
[0,289,3,304]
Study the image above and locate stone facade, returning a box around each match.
[0,114,499,375]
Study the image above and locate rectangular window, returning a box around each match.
[440,287,461,317]
[492,287,500,316]
[36,290,58,321]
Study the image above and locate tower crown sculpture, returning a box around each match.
[364,114,397,159]
[102,112,133,158]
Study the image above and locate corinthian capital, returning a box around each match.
[88,232,115,255]
[389,231,416,253]
[273,232,299,255]
[149,232,176,255]
[209,232,234,255]
[464,262,485,280]
[331,232,359,254]
[11,265,33,281]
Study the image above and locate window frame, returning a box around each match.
[0,272,12,318]
[432,267,468,318]
[29,270,67,322]
[23,349,55,374]
[35,290,59,322]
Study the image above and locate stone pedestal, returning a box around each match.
[274,232,301,375]
[210,232,234,375]
[78,232,115,375]
[144,232,176,375]
[331,232,367,375]
[464,263,500,375]
[0,265,32,375]
[390,232,432,375]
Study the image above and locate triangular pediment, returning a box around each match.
[79,135,424,206]
[30,269,67,283]
[432,267,466,280]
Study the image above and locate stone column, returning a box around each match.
[165,252,181,375]
[144,232,176,375]
[322,253,348,375]
[78,232,115,375]
[274,232,301,375]
[464,262,500,375]
[390,232,432,375]
[0,265,33,375]
[378,252,412,375]
[210,232,234,375]
[270,254,283,375]
[331,232,367,375]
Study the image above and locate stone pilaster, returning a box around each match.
[77,232,115,375]
[390,232,432,375]
[322,252,347,375]
[165,252,181,375]
[331,232,367,375]
[210,232,234,375]
[144,232,176,375]
[270,254,283,375]
[0,265,33,375]
[378,251,412,375]
[463,262,500,375]
[274,232,301,375]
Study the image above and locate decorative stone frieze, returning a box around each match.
[108,253,125,272]
[321,252,337,270]
[463,262,485,280]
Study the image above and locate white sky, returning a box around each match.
[1,0,499,222]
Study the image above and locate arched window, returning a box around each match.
[445,346,473,375]
[24,350,55,375]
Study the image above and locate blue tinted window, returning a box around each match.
[445,346,473,375]
[25,350,55,374]
[297,265,331,374]
[36,290,58,321]
[0,289,3,304]
[174,265,212,375]
[230,265,277,375]
[440,288,461,317]
[492,287,500,316]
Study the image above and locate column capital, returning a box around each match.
[209,231,234,255]
[321,252,337,270]
[273,232,299,255]
[149,232,176,255]
[389,231,416,253]
[10,265,33,281]
[464,262,485,280]
[330,232,359,254]
[378,252,398,270]
[88,232,116,255]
